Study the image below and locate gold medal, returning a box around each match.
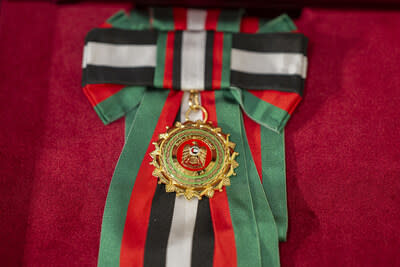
[150,91,239,200]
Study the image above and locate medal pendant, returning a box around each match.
[150,91,239,200]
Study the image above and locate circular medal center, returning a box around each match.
[176,139,212,171]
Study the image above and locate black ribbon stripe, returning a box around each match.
[232,32,308,55]
[191,199,214,267]
[143,184,176,267]
[84,28,157,45]
[230,71,305,96]
[172,31,183,90]
[84,66,155,87]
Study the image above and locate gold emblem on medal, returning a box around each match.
[150,92,238,199]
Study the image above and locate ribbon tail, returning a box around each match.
[215,90,280,267]
[98,89,182,267]
[239,11,299,243]
[261,127,288,241]
[214,90,262,267]
[239,112,281,267]
[235,86,290,241]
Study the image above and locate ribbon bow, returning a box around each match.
[83,28,307,132]
[83,9,308,267]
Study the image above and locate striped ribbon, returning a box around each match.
[83,8,308,267]
[82,29,307,91]
[82,29,307,132]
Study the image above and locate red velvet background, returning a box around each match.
[1,1,400,266]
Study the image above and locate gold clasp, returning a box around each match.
[185,90,208,123]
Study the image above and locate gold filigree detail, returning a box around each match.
[150,120,239,200]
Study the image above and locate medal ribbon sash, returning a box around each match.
[82,9,309,267]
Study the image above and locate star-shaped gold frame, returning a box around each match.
[150,120,239,200]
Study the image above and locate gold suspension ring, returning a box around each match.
[185,90,208,123]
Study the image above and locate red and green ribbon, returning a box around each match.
[83,8,308,267]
